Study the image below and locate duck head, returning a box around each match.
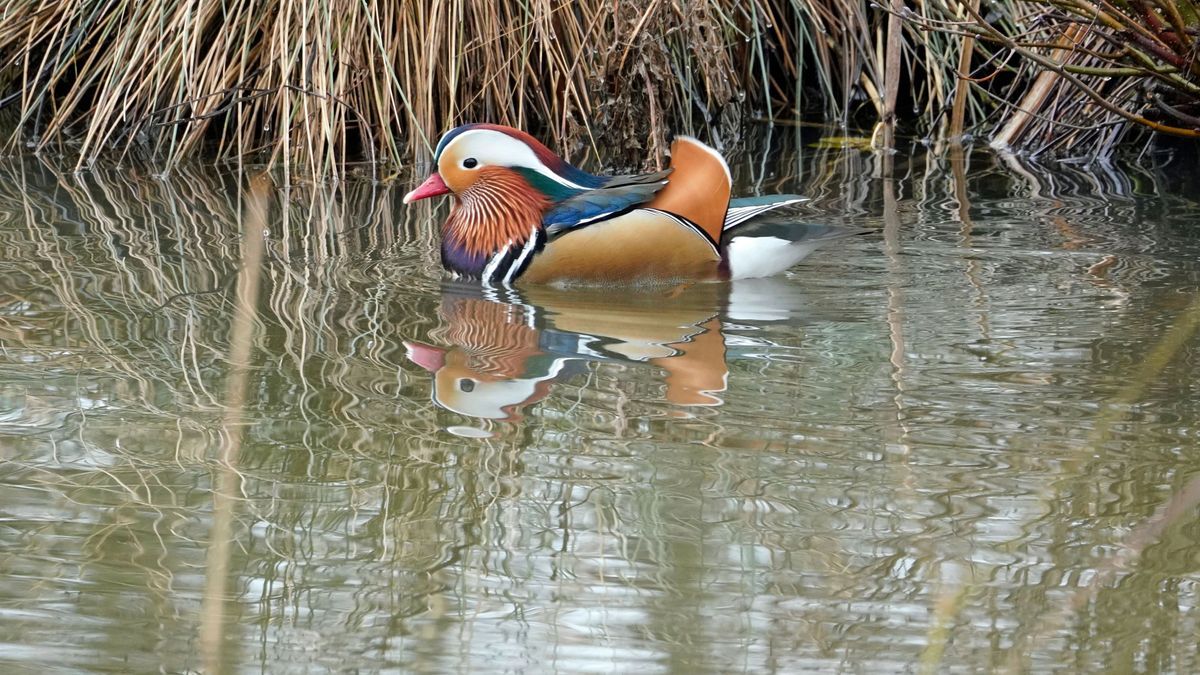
[403,289,568,421]
[404,339,568,421]
[403,124,603,282]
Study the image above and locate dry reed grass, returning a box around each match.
[0,0,1195,175]
[0,1,810,174]
[899,0,1200,156]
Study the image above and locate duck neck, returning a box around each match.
[442,170,549,283]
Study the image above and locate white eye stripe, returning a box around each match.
[442,129,588,190]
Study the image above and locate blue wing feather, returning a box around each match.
[543,181,669,234]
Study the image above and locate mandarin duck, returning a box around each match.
[404,123,860,285]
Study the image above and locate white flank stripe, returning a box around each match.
[645,208,720,257]
[574,210,619,226]
[546,209,624,235]
[481,241,511,283]
[504,227,541,283]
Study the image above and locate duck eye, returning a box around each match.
[462,157,478,169]
[459,379,475,392]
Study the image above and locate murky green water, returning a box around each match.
[2,129,1200,673]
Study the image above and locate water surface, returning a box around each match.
[2,130,1200,673]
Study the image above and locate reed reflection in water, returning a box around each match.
[2,131,1200,673]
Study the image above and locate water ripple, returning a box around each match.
[1,139,1200,672]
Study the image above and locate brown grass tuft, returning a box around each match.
[0,0,1196,175]
[0,1,824,174]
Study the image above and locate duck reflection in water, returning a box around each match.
[405,278,815,422]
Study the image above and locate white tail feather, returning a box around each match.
[725,236,826,280]
[722,197,808,230]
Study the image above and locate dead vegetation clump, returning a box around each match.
[0,0,1195,175]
